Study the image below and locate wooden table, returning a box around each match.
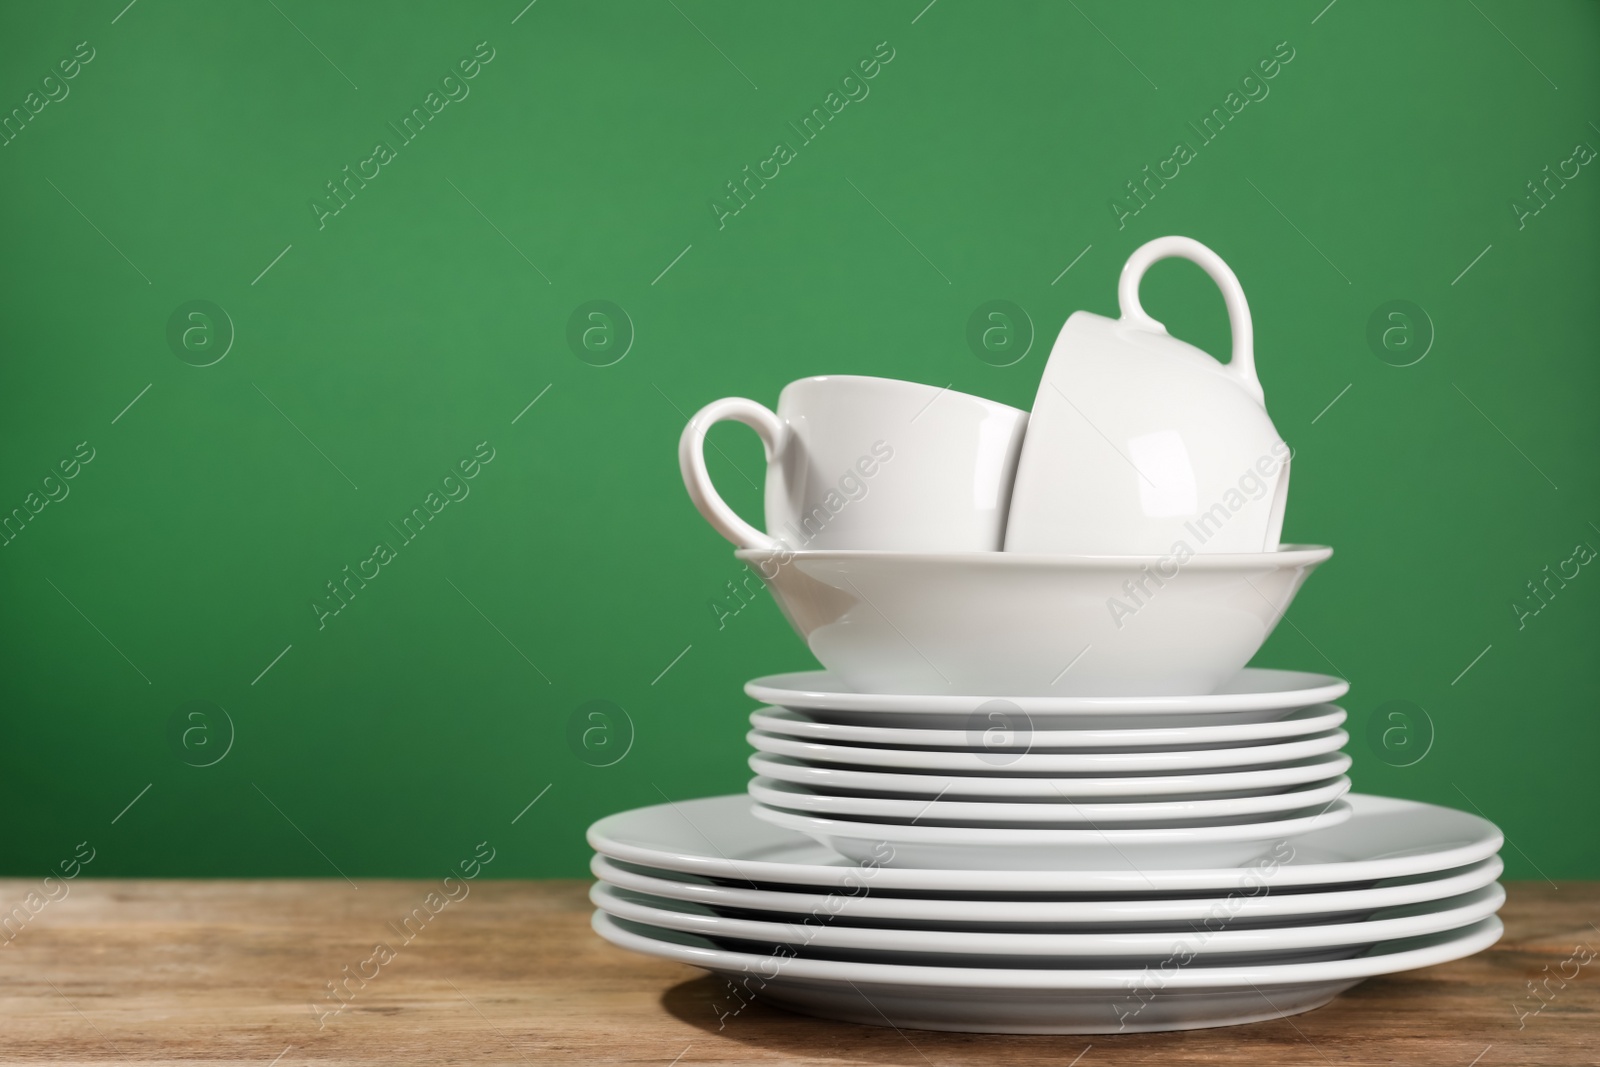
[1,879,1594,1065]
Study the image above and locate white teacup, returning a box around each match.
[1006,236,1290,556]
[679,375,1028,552]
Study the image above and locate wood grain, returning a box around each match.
[0,879,1594,1065]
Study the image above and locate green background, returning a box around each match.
[1,0,1595,881]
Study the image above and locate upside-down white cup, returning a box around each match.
[1006,236,1291,556]
[680,375,1029,553]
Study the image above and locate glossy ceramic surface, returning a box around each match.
[592,881,1503,958]
[680,375,1027,552]
[749,752,1354,799]
[746,727,1350,774]
[746,774,1352,826]
[745,667,1350,728]
[586,794,1500,892]
[1006,236,1290,556]
[749,703,1346,749]
[589,854,1505,927]
[750,800,1355,870]
[737,546,1332,696]
[591,912,1503,1033]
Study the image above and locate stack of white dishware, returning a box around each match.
[588,235,1505,1034]
[741,668,1354,871]
[588,794,1503,1033]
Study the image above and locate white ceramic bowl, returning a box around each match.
[737,545,1332,696]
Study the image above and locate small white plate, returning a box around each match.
[750,752,1354,799]
[590,854,1505,927]
[593,881,1503,958]
[592,911,1503,1033]
[748,728,1350,774]
[587,794,1498,892]
[751,800,1355,870]
[751,703,1347,750]
[747,775,1352,826]
[746,667,1349,729]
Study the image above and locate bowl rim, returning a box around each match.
[734,543,1333,568]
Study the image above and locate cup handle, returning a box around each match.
[1116,236,1263,405]
[678,397,786,551]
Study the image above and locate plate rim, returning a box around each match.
[748,751,1356,798]
[750,703,1349,748]
[734,543,1333,567]
[588,852,1506,923]
[747,727,1352,773]
[751,797,1356,845]
[745,667,1350,715]
[591,910,1504,990]
[591,880,1505,956]
[586,793,1504,892]
[747,773,1353,823]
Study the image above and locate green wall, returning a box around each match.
[1,0,1596,881]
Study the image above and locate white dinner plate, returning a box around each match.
[590,854,1504,928]
[746,667,1350,729]
[752,800,1355,870]
[592,911,1503,1033]
[747,728,1350,774]
[585,794,1502,892]
[749,752,1354,799]
[593,881,1503,959]
[751,703,1347,750]
[748,775,1352,826]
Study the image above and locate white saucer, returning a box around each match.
[593,881,1503,959]
[752,800,1355,870]
[751,703,1347,750]
[590,854,1504,927]
[592,911,1503,1033]
[749,752,1354,799]
[748,775,1352,826]
[745,668,1350,729]
[585,794,1501,892]
[747,728,1350,774]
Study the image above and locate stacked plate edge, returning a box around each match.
[586,793,1505,1033]
[742,668,1357,871]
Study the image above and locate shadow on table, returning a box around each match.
[660,974,1104,1063]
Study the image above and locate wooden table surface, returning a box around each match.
[0,879,1595,1065]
